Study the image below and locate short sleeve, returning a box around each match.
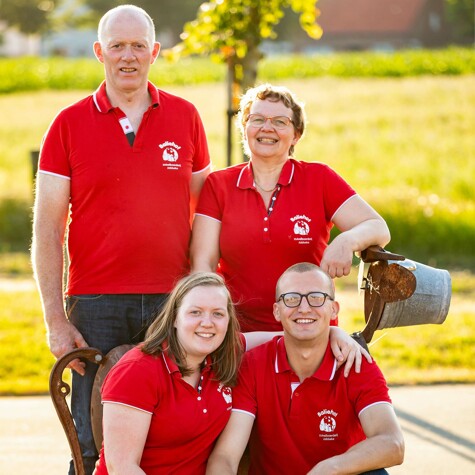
[39,110,72,178]
[347,358,392,416]
[232,352,258,417]
[320,165,356,221]
[195,172,223,221]
[101,351,161,414]
[239,332,247,351]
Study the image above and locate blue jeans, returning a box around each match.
[65,293,168,475]
[360,470,389,474]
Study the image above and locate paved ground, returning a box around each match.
[0,384,474,474]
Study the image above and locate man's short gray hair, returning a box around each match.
[97,4,156,45]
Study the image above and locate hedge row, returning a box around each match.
[1,47,474,94]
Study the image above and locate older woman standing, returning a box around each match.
[191,84,390,332]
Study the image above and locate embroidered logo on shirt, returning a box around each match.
[317,409,339,441]
[159,141,182,170]
[217,383,232,405]
[290,215,312,244]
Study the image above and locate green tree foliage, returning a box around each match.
[171,0,322,94]
[445,0,474,43]
[0,0,60,34]
[68,0,202,43]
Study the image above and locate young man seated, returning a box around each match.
[206,262,404,475]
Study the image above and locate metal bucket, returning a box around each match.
[376,259,452,329]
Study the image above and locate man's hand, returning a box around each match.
[47,317,89,375]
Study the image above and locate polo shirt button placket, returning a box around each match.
[263,186,280,243]
[197,374,204,402]
[263,216,270,243]
[198,375,208,413]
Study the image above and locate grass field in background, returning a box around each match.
[0,287,55,395]
[1,74,474,265]
[0,269,473,395]
[2,75,474,202]
[0,68,474,394]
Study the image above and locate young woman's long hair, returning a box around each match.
[141,272,243,386]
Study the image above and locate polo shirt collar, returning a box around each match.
[92,80,160,114]
[160,342,213,375]
[275,336,337,381]
[237,159,295,190]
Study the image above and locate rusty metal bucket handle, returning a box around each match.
[359,246,408,343]
[360,245,405,263]
[49,347,104,475]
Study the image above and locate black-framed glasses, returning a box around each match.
[246,114,293,130]
[277,292,334,308]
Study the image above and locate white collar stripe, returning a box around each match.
[162,352,172,374]
[289,161,295,182]
[92,91,101,112]
[236,166,247,187]
[329,358,337,380]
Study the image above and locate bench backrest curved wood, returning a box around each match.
[49,344,134,475]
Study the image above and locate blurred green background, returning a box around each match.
[1,49,474,394]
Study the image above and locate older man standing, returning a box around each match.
[32,5,210,473]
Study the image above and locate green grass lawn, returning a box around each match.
[1,75,474,264]
[0,286,55,394]
[0,268,473,395]
[0,73,474,393]
[1,76,474,202]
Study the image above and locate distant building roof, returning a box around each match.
[318,0,429,33]
[312,0,448,50]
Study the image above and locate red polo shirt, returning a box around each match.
[39,81,210,294]
[233,336,391,475]
[95,346,232,474]
[195,159,355,331]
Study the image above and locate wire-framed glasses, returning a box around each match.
[246,114,293,130]
[277,292,334,308]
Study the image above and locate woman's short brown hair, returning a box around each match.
[237,83,306,158]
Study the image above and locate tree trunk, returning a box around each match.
[240,44,262,93]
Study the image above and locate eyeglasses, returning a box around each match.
[277,292,334,308]
[246,114,293,130]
